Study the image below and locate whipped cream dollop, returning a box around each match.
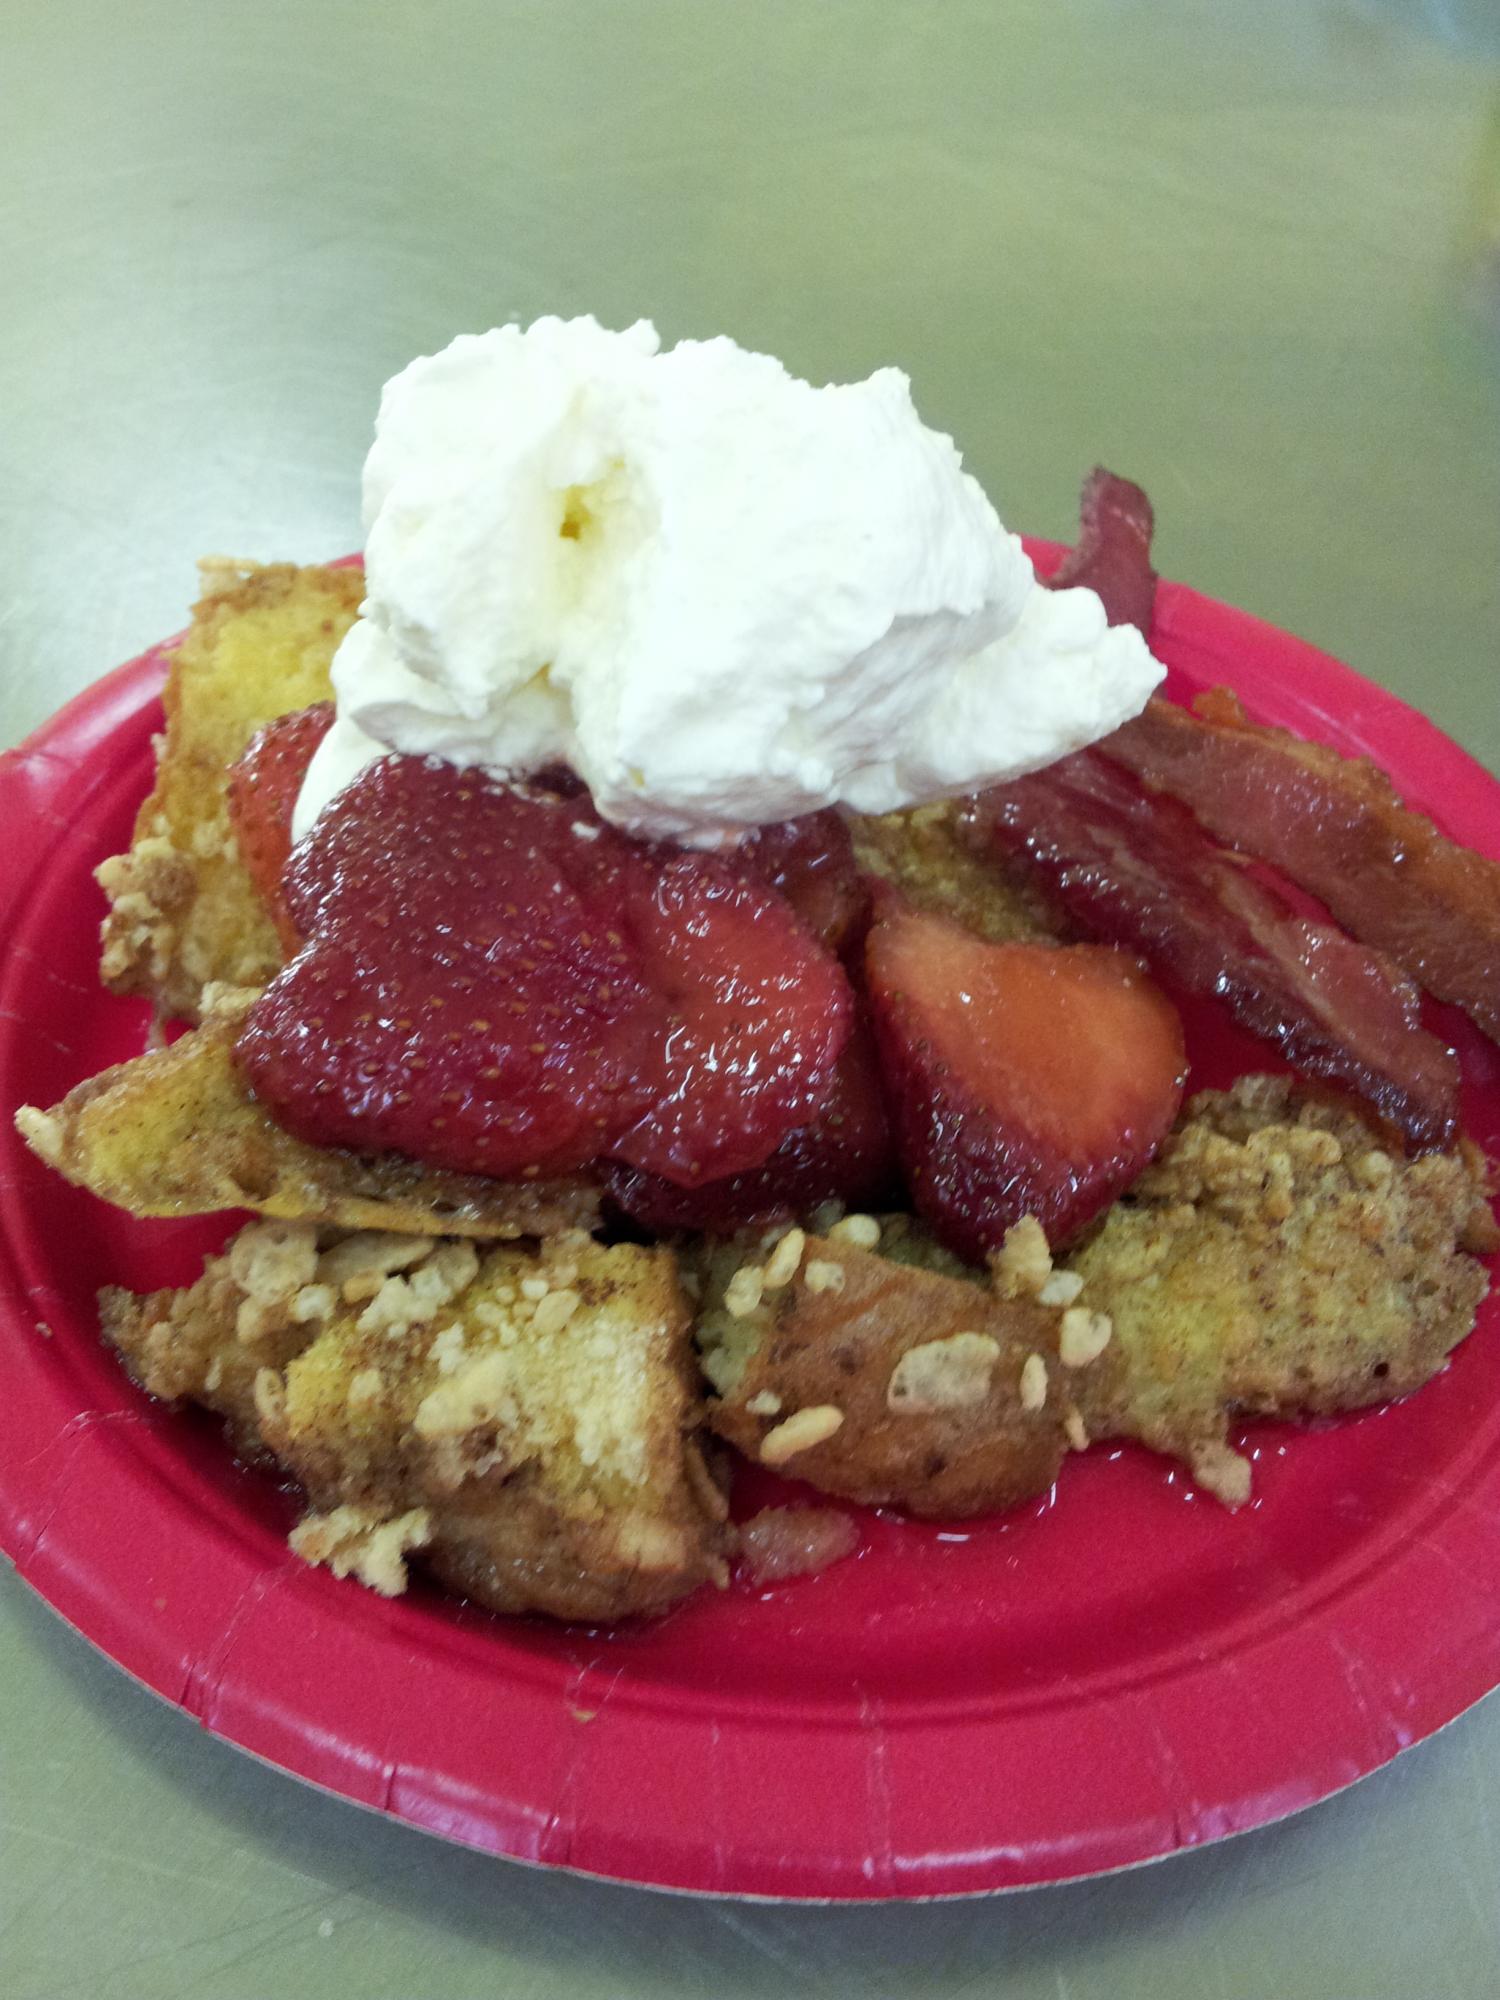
[295,317,1163,846]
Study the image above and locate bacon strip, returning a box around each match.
[1103,691,1500,1045]
[1043,469,1158,638]
[970,751,1459,1152]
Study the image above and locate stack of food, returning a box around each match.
[15,320,1496,1623]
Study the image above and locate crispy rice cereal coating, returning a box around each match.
[98,562,358,1020]
[103,1222,728,1621]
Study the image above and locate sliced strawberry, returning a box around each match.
[236,755,852,1187]
[239,764,661,1176]
[732,810,869,954]
[226,702,335,949]
[608,854,854,1186]
[606,1021,895,1232]
[865,896,1186,1261]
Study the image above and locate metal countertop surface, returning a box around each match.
[3,3,1498,1994]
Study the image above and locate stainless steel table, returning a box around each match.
[3,2,1497,1993]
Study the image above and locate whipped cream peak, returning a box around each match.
[294,316,1162,845]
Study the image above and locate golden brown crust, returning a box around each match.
[16,1004,601,1241]
[101,1264,298,1465]
[1069,1077,1493,1499]
[102,1222,728,1622]
[696,1228,1080,1517]
[692,1078,1494,1516]
[850,800,1054,944]
[97,561,360,1021]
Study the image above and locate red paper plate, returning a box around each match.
[1,545,1497,1901]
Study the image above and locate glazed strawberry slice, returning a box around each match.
[608,853,854,1186]
[239,763,662,1176]
[226,702,334,949]
[865,896,1185,1261]
[237,755,852,1186]
[606,1022,894,1232]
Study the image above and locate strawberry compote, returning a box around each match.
[234,754,854,1186]
[226,702,335,952]
[606,1022,896,1232]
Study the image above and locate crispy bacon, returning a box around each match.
[1043,468,1158,638]
[970,751,1460,1152]
[1103,691,1500,1046]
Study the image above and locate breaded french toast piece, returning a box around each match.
[103,1221,729,1622]
[15,994,601,1241]
[693,1216,1088,1517]
[98,561,359,1021]
[1068,1077,1495,1502]
[692,1084,1494,1515]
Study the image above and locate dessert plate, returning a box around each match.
[1,543,1497,1901]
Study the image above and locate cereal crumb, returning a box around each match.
[1058,1307,1113,1368]
[229,1218,318,1305]
[357,1241,479,1339]
[317,1231,432,1302]
[289,1283,336,1324]
[531,1287,580,1336]
[760,1405,844,1465]
[803,1258,846,1294]
[1019,1352,1048,1411]
[724,1265,765,1318]
[888,1332,1001,1413]
[290,1504,432,1596]
[428,1323,468,1374]
[1191,1441,1253,1508]
[762,1227,806,1290]
[1038,1269,1085,1309]
[994,1216,1051,1296]
[413,1351,517,1441]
